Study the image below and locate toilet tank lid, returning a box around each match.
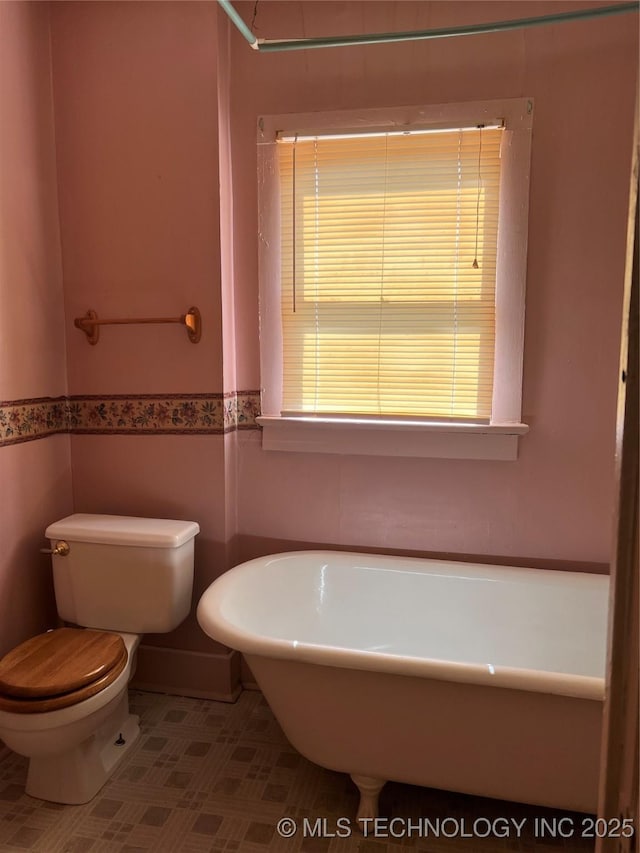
[45,514,200,548]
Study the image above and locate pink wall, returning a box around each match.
[227,1,638,566]
[50,2,235,692]
[40,1,637,694]
[51,1,224,396]
[0,3,73,655]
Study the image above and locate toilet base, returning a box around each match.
[25,693,140,804]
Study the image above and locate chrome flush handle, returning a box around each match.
[40,540,70,557]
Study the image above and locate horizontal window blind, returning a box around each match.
[277,126,503,420]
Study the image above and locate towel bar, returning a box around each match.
[74,307,201,345]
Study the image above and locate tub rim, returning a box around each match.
[197,550,607,702]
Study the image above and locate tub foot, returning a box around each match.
[351,774,386,828]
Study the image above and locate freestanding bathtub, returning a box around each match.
[197,551,608,818]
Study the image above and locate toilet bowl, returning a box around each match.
[0,630,141,804]
[0,513,199,804]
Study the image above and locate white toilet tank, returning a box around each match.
[45,514,200,633]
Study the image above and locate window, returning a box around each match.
[257,100,533,460]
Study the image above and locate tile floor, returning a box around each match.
[0,690,596,853]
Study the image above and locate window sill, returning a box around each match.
[257,416,529,461]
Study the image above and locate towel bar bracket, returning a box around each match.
[74,307,202,345]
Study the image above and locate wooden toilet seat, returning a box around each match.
[0,628,127,714]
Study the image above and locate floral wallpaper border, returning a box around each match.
[0,392,261,447]
[0,396,69,447]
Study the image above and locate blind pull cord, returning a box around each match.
[292,136,297,312]
[472,124,483,270]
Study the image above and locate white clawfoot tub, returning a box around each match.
[197,551,608,817]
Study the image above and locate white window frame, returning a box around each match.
[257,98,533,460]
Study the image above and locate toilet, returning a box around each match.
[0,513,199,804]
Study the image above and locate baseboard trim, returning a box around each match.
[132,682,243,703]
[240,655,260,691]
[131,644,241,703]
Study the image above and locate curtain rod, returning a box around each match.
[218,1,638,53]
